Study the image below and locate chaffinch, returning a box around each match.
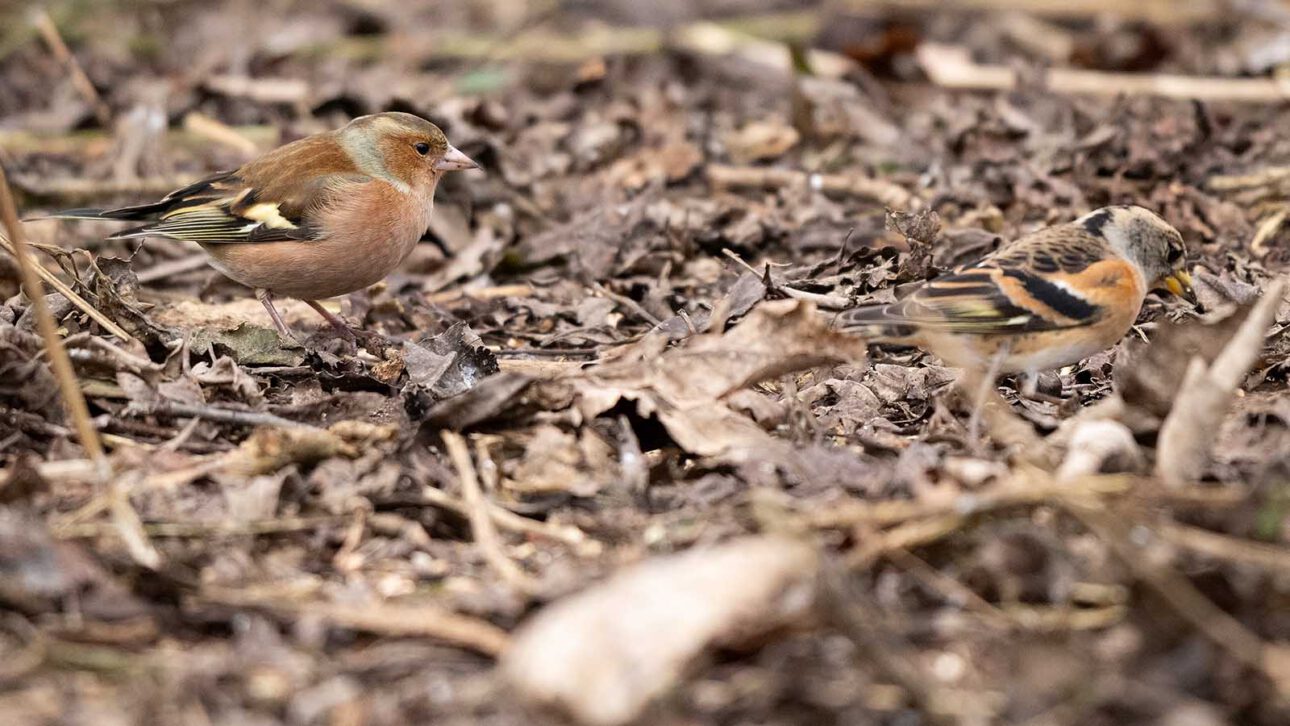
[837,205,1195,377]
[49,112,479,339]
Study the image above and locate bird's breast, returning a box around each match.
[201,181,432,300]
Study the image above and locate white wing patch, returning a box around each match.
[241,202,298,229]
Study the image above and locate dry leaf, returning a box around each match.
[503,536,818,726]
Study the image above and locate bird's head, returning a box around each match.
[338,112,478,196]
[1078,205,1193,303]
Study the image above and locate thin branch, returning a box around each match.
[415,485,598,553]
[201,588,510,657]
[32,10,111,127]
[56,514,347,539]
[443,432,542,596]
[919,43,1290,103]
[138,401,314,430]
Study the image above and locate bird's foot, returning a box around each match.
[303,300,396,355]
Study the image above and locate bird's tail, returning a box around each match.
[29,200,172,224]
[832,303,919,343]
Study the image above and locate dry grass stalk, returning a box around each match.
[1156,278,1288,487]
[1,164,162,567]
[0,232,134,342]
[1154,520,1290,575]
[848,0,1222,24]
[0,165,106,465]
[919,43,1290,102]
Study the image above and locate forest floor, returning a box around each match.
[1,1,1290,724]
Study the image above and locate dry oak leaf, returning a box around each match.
[569,299,867,459]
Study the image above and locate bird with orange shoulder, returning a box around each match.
[835,205,1196,387]
[41,112,479,341]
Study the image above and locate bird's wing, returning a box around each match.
[838,225,1119,337]
[65,133,370,244]
[105,169,374,244]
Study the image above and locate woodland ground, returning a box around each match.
[1,1,1290,725]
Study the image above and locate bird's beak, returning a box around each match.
[1162,269,1196,304]
[435,145,479,172]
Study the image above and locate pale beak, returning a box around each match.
[1162,269,1196,304]
[434,145,479,172]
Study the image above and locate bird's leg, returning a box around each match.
[255,288,295,339]
[304,300,357,341]
[966,341,1011,451]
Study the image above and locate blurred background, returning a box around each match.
[4,0,1289,306]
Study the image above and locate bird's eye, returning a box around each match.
[414,142,431,156]
[1167,245,1183,262]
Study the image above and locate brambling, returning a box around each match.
[46,112,479,339]
[837,205,1195,378]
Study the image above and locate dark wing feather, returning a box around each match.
[837,267,1099,338]
[99,172,365,244]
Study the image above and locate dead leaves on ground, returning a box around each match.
[445,299,866,471]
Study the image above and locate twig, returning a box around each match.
[1154,521,1290,575]
[707,163,916,209]
[203,75,310,104]
[589,280,664,327]
[323,10,818,65]
[806,472,1133,529]
[719,248,851,309]
[887,548,1011,627]
[0,231,135,342]
[416,485,598,553]
[60,333,159,372]
[844,0,1222,24]
[138,401,314,430]
[107,469,161,569]
[0,165,106,467]
[442,432,542,596]
[426,283,534,304]
[0,165,160,568]
[776,285,852,310]
[201,588,510,657]
[56,514,347,539]
[32,10,111,127]
[845,514,967,568]
[1249,206,1288,258]
[181,111,260,156]
[1063,500,1290,693]
[0,616,46,686]
[919,43,1290,103]
[134,253,211,284]
[893,547,1128,633]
